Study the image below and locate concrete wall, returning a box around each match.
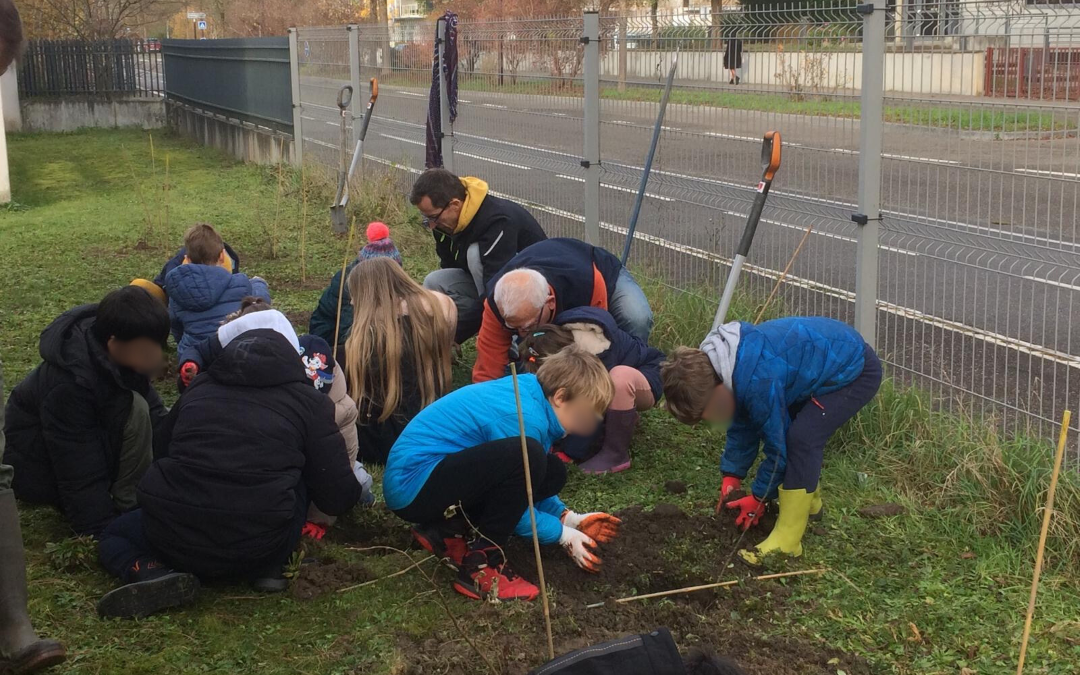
[19,97,165,132]
[167,101,294,166]
[1,68,20,132]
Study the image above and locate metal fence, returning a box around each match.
[17,39,163,98]
[292,2,1079,460]
[162,38,293,133]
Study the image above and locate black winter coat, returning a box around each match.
[138,329,361,577]
[433,193,547,285]
[4,304,166,535]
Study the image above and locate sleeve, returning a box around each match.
[302,396,363,517]
[720,420,760,480]
[330,363,360,466]
[514,496,567,545]
[153,248,185,289]
[474,217,518,284]
[152,402,180,461]
[142,385,168,430]
[188,334,223,370]
[472,300,513,383]
[39,385,117,535]
[308,272,342,345]
[433,232,460,270]
[168,300,184,343]
[249,276,271,302]
[748,381,789,501]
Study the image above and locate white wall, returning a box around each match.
[1,67,19,132]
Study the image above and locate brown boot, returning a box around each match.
[0,490,66,674]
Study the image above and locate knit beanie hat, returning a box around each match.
[298,334,336,394]
[360,221,402,266]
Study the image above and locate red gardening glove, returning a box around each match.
[301,521,327,540]
[716,476,743,513]
[725,494,765,531]
[562,511,622,544]
[179,361,199,387]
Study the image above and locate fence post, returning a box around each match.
[348,24,362,145]
[437,17,455,173]
[583,11,601,246]
[287,27,304,167]
[0,82,10,204]
[854,0,885,348]
[618,16,628,92]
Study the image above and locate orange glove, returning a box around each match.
[716,475,742,513]
[561,510,622,544]
[179,361,199,388]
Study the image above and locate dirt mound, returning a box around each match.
[859,503,905,519]
[327,503,415,553]
[663,480,687,494]
[290,561,371,601]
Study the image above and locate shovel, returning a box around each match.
[712,131,782,329]
[330,79,380,233]
[330,85,354,235]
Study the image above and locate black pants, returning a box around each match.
[394,437,567,547]
[784,342,883,493]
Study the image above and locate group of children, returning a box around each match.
[4,184,882,633]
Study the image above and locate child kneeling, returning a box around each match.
[384,347,621,602]
[662,317,881,564]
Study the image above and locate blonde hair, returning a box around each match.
[344,258,453,422]
[536,345,614,415]
[661,346,720,425]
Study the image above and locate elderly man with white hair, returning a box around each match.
[472,238,653,383]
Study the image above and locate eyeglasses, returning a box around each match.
[510,304,549,334]
[422,204,448,229]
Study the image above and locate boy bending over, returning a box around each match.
[662,317,881,564]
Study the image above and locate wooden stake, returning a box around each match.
[1017,409,1071,675]
[585,568,830,609]
[509,363,555,661]
[299,164,308,283]
[332,217,357,360]
[755,222,814,323]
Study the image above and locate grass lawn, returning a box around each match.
[3,128,1080,675]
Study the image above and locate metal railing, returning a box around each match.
[291,2,1079,460]
[162,37,293,133]
[17,39,163,99]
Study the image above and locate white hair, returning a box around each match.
[494,268,549,316]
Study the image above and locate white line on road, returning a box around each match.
[1016,168,1080,179]
[457,152,532,170]
[360,152,1077,369]
[1023,276,1080,292]
[481,103,508,110]
[830,148,959,165]
[555,175,672,201]
[379,133,424,146]
[392,90,426,98]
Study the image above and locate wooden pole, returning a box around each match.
[1017,409,1072,675]
[586,568,830,609]
[509,363,555,661]
[332,217,357,359]
[755,222,814,323]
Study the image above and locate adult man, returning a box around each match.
[472,238,653,383]
[5,286,171,536]
[1,3,67,671]
[411,168,547,343]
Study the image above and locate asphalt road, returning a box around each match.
[297,77,1080,436]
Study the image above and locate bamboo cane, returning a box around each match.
[755,222,814,323]
[332,217,357,359]
[509,363,555,661]
[1016,409,1072,675]
[585,568,829,609]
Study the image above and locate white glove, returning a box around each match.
[353,461,375,505]
[560,510,622,544]
[559,525,602,573]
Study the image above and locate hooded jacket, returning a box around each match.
[710,317,867,500]
[432,177,547,284]
[4,305,166,535]
[166,264,270,363]
[153,243,241,291]
[473,238,624,383]
[309,259,359,348]
[138,324,361,577]
[553,307,665,401]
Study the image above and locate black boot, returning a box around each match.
[0,490,66,674]
[97,558,199,619]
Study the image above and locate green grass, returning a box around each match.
[3,128,1080,674]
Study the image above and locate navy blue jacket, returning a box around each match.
[554,307,664,401]
[153,243,241,293]
[166,264,270,364]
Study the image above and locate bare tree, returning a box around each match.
[27,0,180,39]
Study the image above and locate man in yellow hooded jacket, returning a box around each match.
[410,169,547,344]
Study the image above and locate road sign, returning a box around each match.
[186,11,206,19]
[197,20,207,30]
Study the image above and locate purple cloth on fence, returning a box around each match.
[425,11,458,169]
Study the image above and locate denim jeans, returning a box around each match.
[608,267,653,343]
[423,243,485,343]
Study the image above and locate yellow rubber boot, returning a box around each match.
[739,487,815,565]
[809,488,824,522]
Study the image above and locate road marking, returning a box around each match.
[379,133,424,146]
[556,175,672,201]
[481,103,508,110]
[1023,276,1080,292]
[361,152,1077,369]
[393,90,426,98]
[608,119,681,131]
[460,99,471,103]
[457,152,531,170]
[1016,168,1080,179]
[830,148,959,165]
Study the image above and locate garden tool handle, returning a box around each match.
[337,85,353,112]
[761,131,781,183]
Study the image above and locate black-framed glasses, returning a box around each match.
[422,204,448,229]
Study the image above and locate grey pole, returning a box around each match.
[287,27,304,166]
[348,25,361,148]
[437,18,455,173]
[583,11,601,246]
[854,0,885,348]
[618,16,628,92]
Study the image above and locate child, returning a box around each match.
[131,240,242,306]
[95,308,362,619]
[661,317,882,564]
[310,222,403,350]
[165,223,270,366]
[343,257,456,465]
[518,306,664,474]
[385,347,621,602]
[4,286,170,536]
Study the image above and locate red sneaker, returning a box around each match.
[453,548,539,602]
[411,524,467,570]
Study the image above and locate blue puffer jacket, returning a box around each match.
[554,306,665,401]
[385,375,570,545]
[721,317,867,500]
[166,264,271,363]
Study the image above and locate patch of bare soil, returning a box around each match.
[327,503,415,554]
[290,560,372,601]
[858,503,906,519]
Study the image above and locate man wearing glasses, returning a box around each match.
[410,169,547,344]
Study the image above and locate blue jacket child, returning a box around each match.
[166,264,271,364]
